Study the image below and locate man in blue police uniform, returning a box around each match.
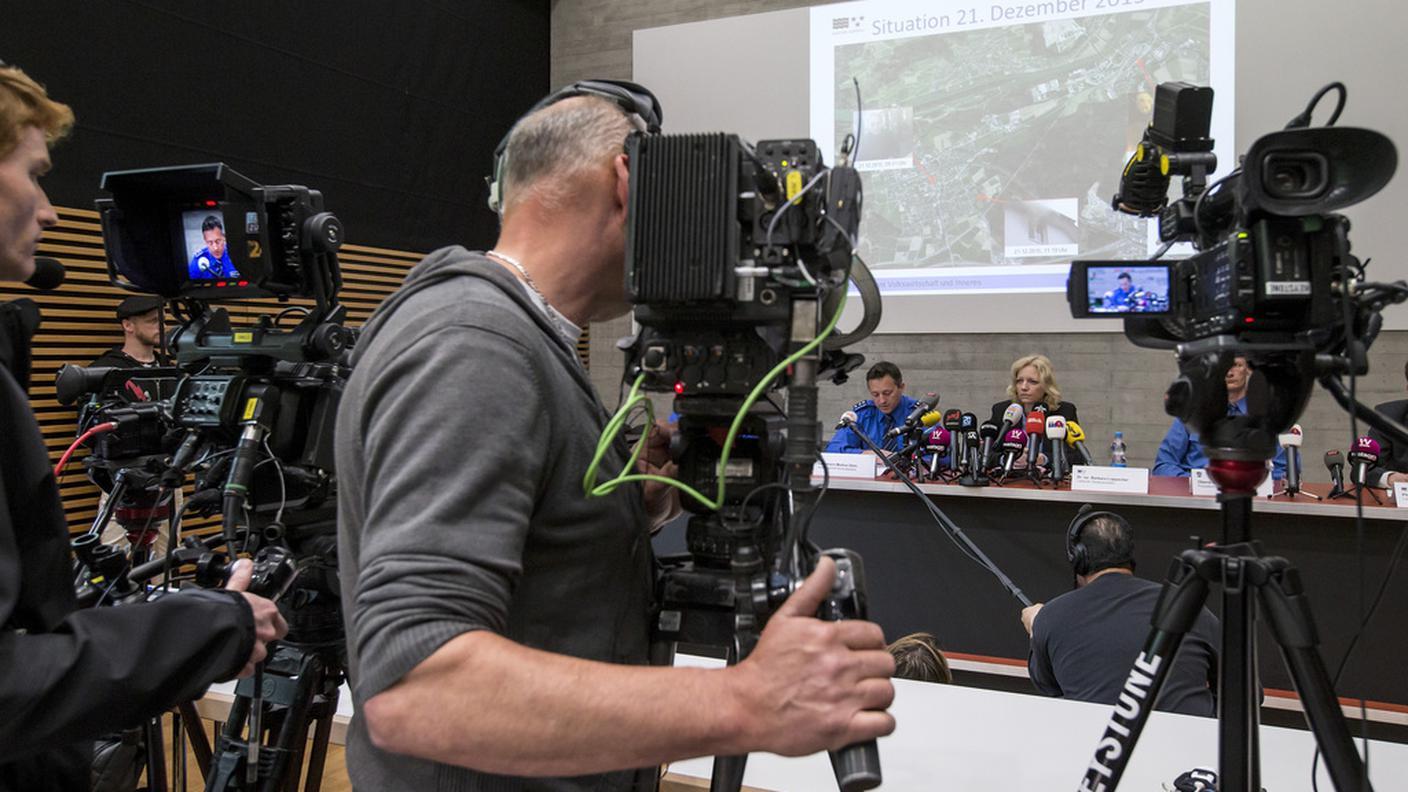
[188,214,239,279]
[1102,272,1137,310]
[826,361,918,454]
[1154,355,1290,479]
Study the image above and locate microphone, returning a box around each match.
[1000,428,1027,479]
[957,413,978,473]
[1277,424,1303,492]
[978,421,1001,470]
[1065,420,1095,467]
[1324,449,1345,496]
[1030,402,1049,418]
[1045,416,1068,482]
[964,428,981,474]
[941,409,963,472]
[834,410,858,431]
[1024,411,1045,470]
[1348,436,1381,487]
[919,411,943,428]
[925,426,951,477]
[884,392,940,440]
[998,402,1024,437]
[25,256,65,291]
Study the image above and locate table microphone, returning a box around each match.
[999,402,1024,437]
[1065,420,1095,466]
[1024,411,1045,469]
[1324,449,1345,496]
[926,426,951,477]
[978,421,1001,470]
[835,410,859,431]
[1348,436,1381,486]
[885,391,940,440]
[1000,428,1027,479]
[1046,415,1068,481]
[26,256,65,291]
[1277,424,1303,492]
[964,428,981,473]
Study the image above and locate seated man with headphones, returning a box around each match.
[1020,506,1220,716]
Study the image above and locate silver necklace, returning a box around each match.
[486,249,550,307]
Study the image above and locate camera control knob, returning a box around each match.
[302,212,344,253]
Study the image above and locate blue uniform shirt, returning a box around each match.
[825,394,919,454]
[1104,285,1137,309]
[1154,397,1290,479]
[189,246,239,279]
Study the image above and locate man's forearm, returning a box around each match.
[364,630,751,776]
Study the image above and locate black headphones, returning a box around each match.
[486,79,663,214]
[1065,504,1132,577]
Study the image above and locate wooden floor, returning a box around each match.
[150,713,352,792]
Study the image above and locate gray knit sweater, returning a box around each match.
[336,247,656,791]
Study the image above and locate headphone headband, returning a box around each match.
[1066,504,1132,577]
[486,79,662,214]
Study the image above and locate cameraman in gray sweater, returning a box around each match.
[336,89,895,790]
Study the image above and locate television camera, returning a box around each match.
[56,163,351,791]
[604,130,884,791]
[1068,82,1403,792]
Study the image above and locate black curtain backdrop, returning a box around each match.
[2,0,550,253]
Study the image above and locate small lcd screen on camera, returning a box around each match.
[181,208,242,282]
[1083,264,1171,314]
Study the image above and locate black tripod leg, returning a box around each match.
[1079,552,1211,791]
[1219,555,1260,792]
[709,755,748,792]
[180,700,213,778]
[1258,559,1374,791]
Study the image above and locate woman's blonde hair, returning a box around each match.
[1006,353,1062,409]
[0,66,74,160]
[887,632,952,684]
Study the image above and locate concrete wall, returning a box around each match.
[552,0,1408,480]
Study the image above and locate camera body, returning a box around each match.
[624,133,861,397]
[1070,82,1395,350]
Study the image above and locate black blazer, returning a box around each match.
[1366,399,1408,487]
[987,400,1081,463]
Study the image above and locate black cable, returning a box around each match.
[1288,82,1347,129]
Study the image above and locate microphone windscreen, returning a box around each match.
[840,410,858,425]
[926,426,951,448]
[1003,403,1024,425]
[1323,449,1343,469]
[1066,421,1086,442]
[943,409,962,428]
[1025,412,1044,433]
[25,256,65,291]
[1278,428,1303,448]
[1002,428,1026,449]
[960,412,977,430]
[1045,416,1067,439]
[920,411,943,427]
[979,421,1000,439]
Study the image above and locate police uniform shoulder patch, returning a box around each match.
[852,399,874,412]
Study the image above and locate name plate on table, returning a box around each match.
[1070,465,1149,494]
[1190,467,1274,497]
[813,452,881,479]
[1395,482,1408,507]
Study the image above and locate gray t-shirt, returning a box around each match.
[336,247,657,791]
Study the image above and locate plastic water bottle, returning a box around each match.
[1110,431,1128,467]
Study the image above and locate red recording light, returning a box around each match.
[674,381,685,395]
[1244,317,1256,324]
[237,280,248,286]
[204,200,218,207]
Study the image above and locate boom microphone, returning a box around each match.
[1324,449,1345,496]
[1046,416,1068,482]
[1000,428,1027,480]
[25,256,65,291]
[1065,420,1095,467]
[1348,436,1381,486]
[835,410,859,431]
[1277,424,1303,492]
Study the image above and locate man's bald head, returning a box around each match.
[500,95,634,213]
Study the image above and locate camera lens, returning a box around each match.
[1261,152,1329,199]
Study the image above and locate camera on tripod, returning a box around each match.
[1068,81,1397,459]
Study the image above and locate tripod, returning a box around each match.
[1078,457,1372,792]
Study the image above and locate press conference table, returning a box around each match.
[781,471,1408,725]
